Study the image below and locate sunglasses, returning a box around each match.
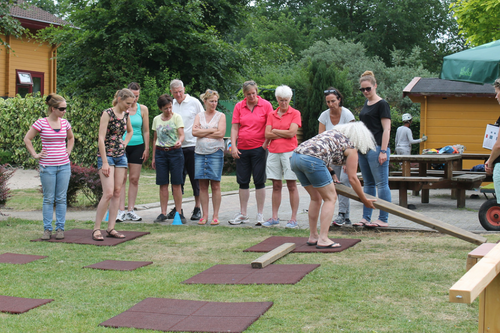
[324,89,338,96]
[55,107,67,111]
[359,87,372,93]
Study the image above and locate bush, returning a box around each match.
[0,165,15,205]
[222,153,237,175]
[67,163,102,207]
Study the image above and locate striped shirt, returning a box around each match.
[32,118,72,166]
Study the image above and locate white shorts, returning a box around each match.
[266,151,297,180]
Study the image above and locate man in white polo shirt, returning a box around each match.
[167,79,203,221]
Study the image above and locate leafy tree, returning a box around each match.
[0,0,28,51]
[451,0,500,46]
[40,0,249,101]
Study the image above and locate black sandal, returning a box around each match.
[92,229,104,241]
[106,229,125,239]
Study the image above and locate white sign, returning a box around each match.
[483,124,499,150]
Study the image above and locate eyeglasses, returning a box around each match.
[55,107,67,111]
[324,89,338,96]
[359,87,372,93]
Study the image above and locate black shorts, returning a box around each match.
[236,147,267,189]
[125,143,145,165]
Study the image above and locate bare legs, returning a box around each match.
[119,163,142,212]
[270,180,299,221]
[160,184,183,215]
[239,187,265,217]
[93,167,127,237]
[199,179,221,221]
[303,183,338,247]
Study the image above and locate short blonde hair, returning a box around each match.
[334,122,376,154]
[200,89,219,102]
[494,78,500,89]
[45,94,65,115]
[242,80,258,93]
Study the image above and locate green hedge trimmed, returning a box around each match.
[0,95,101,168]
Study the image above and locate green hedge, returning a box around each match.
[0,95,101,168]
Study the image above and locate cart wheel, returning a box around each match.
[478,199,500,231]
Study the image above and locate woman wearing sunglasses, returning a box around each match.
[24,94,74,240]
[318,87,355,227]
[354,70,391,228]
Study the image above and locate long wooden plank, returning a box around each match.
[334,184,487,245]
[449,242,500,304]
[251,243,296,269]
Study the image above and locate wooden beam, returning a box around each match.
[251,243,296,269]
[334,184,487,245]
[449,242,500,304]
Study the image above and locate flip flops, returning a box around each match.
[353,219,369,227]
[316,242,341,249]
[210,219,220,225]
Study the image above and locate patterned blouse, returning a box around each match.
[294,130,354,167]
[98,108,129,158]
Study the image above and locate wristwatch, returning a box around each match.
[380,150,387,154]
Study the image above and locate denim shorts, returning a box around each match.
[194,150,224,181]
[290,152,332,188]
[97,155,128,169]
[155,147,184,185]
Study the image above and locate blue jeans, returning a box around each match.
[358,147,391,222]
[39,163,71,231]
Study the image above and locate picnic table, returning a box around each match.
[388,154,485,208]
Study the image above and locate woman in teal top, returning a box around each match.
[118,82,150,222]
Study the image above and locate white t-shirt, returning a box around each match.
[318,107,355,131]
[173,94,204,148]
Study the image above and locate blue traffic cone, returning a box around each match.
[172,212,184,225]
[103,210,109,222]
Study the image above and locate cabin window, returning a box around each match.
[16,70,44,97]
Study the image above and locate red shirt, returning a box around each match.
[232,96,273,150]
[266,106,302,153]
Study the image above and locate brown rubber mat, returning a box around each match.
[99,298,273,333]
[84,260,153,271]
[0,253,47,264]
[30,228,150,246]
[243,236,361,253]
[0,295,54,314]
[182,264,320,285]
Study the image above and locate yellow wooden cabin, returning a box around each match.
[403,77,498,169]
[0,2,68,98]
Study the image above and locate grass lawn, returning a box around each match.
[5,170,274,211]
[0,217,485,332]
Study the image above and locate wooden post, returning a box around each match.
[251,243,296,269]
[334,184,487,245]
[449,243,500,333]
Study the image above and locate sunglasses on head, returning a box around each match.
[55,107,67,111]
[359,87,372,93]
[324,89,339,96]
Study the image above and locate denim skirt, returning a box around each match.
[194,150,224,181]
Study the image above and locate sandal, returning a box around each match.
[353,219,369,227]
[198,218,207,225]
[210,219,219,225]
[106,229,125,239]
[92,229,104,241]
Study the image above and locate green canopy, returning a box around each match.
[440,40,500,85]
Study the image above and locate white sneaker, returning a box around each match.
[228,212,249,225]
[126,210,142,221]
[116,210,126,222]
[255,213,265,226]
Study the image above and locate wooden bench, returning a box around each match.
[358,175,443,207]
[451,174,486,208]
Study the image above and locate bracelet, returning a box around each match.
[380,150,387,154]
